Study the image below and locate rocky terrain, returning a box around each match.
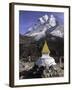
[19,61,64,79]
[19,33,64,79]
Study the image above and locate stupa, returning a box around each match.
[35,41,56,68]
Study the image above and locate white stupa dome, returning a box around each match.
[35,54,56,68]
[35,41,56,68]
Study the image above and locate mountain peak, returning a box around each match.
[24,14,63,40]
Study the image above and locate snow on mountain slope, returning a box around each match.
[24,14,64,40]
[50,25,64,38]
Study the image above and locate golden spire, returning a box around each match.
[42,40,50,54]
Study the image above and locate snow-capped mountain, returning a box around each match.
[51,25,64,38]
[24,14,64,40]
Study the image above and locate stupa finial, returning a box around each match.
[42,40,50,54]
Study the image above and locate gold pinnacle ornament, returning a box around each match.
[42,40,50,54]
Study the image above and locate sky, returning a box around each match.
[19,10,64,34]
